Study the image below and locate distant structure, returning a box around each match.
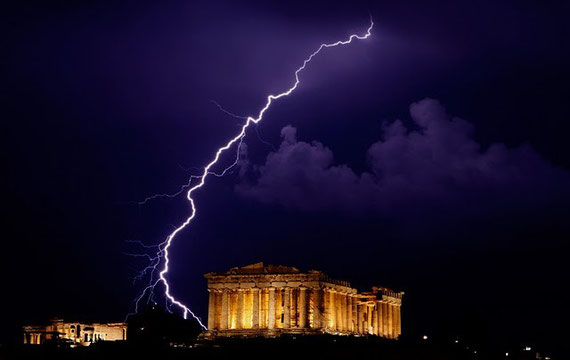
[202,262,403,339]
[22,318,127,346]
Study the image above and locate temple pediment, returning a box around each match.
[222,262,301,275]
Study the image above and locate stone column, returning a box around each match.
[359,305,364,334]
[268,288,276,329]
[333,292,338,331]
[326,290,334,329]
[339,293,344,331]
[337,293,346,331]
[312,288,321,328]
[375,302,381,336]
[230,291,237,329]
[283,288,291,328]
[336,293,341,331]
[389,304,394,337]
[291,288,298,327]
[347,296,353,331]
[221,290,229,329]
[357,304,364,333]
[325,291,329,329]
[331,291,340,330]
[381,301,388,336]
[370,305,375,334]
[393,304,399,338]
[340,293,348,331]
[354,298,359,332]
[393,303,398,338]
[207,290,216,330]
[374,301,382,336]
[237,289,244,329]
[396,304,401,338]
[377,301,383,336]
[371,303,376,335]
[351,297,357,332]
[365,305,370,334]
[387,303,393,338]
[252,288,260,329]
[299,287,307,328]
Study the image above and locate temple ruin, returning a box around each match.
[22,318,127,346]
[202,262,403,339]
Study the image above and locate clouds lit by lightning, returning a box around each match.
[129,18,374,328]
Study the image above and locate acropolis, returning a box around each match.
[202,262,403,339]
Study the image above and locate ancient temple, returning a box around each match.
[202,262,403,339]
[23,318,127,346]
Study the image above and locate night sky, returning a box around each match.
[3,0,570,357]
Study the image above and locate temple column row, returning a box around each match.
[209,288,401,337]
[322,289,356,332]
[345,300,400,338]
[209,287,319,331]
[25,333,42,345]
[372,300,400,338]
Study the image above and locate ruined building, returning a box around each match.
[203,262,403,339]
[23,318,127,346]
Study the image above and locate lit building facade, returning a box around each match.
[23,318,127,346]
[203,262,403,339]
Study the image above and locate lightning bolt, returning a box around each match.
[129,18,374,329]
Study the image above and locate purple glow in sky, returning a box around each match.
[130,18,374,325]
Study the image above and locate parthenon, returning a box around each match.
[202,262,403,339]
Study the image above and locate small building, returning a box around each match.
[203,262,403,339]
[23,318,127,346]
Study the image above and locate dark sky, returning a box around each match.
[3,0,570,357]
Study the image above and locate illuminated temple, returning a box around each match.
[23,319,126,346]
[202,262,403,339]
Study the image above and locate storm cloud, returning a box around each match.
[237,99,569,221]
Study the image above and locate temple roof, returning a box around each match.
[216,262,302,275]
